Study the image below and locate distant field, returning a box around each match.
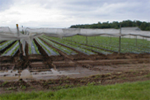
[55,35,150,53]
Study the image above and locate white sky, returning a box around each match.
[0,0,150,28]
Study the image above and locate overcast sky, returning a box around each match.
[0,0,149,28]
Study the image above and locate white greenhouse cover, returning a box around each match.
[1,27,150,55]
[0,27,150,42]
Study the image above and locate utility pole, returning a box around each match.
[118,25,122,54]
[16,24,23,60]
[22,26,24,34]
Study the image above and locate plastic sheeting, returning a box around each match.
[24,27,150,37]
[0,27,150,44]
[1,26,150,55]
[1,27,150,40]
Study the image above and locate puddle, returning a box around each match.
[0,65,102,81]
[0,68,80,81]
[21,69,32,78]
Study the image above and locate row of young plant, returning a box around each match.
[63,36,137,53]
[92,36,150,53]
[72,36,118,53]
[33,40,40,54]
[28,41,40,54]
[63,35,150,54]
[36,38,59,56]
[63,36,119,52]
[0,40,14,51]
[41,36,77,55]
[62,40,112,55]
[63,40,112,55]
[28,43,32,54]
[120,37,150,53]
[2,41,19,56]
[43,36,96,55]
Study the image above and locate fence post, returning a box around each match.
[109,36,111,46]
[86,36,88,45]
[118,25,122,54]
[136,35,137,46]
[71,37,73,44]
[16,24,23,60]
[22,26,24,34]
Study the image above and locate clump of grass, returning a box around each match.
[6,87,17,90]
[87,82,96,86]
[1,82,8,87]
[20,85,26,90]
[145,73,150,78]
[93,75,101,79]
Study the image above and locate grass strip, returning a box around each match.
[0,80,150,100]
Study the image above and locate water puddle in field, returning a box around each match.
[0,68,80,81]
[0,65,102,81]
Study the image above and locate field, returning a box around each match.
[0,35,150,95]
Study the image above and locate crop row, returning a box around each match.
[41,37,77,55]
[43,36,113,55]
[1,35,149,57]
[2,41,19,56]
[62,35,150,53]
[43,36,96,55]
[0,40,14,51]
[28,41,40,54]
[36,38,59,56]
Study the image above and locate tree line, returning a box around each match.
[70,20,150,31]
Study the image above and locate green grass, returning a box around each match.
[0,80,150,100]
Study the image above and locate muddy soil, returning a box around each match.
[0,54,150,94]
[0,39,150,94]
[0,69,150,94]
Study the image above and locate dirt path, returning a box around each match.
[0,69,150,94]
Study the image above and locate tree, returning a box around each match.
[70,20,150,31]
